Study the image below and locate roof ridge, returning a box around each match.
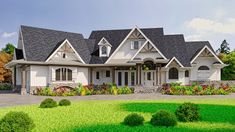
[21,25,83,35]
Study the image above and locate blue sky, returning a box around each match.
[0,0,235,50]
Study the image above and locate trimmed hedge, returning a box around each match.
[40,98,57,108]
[123,113,144,126]
[175,102,200,122]
[150,110,177,127]
[0,111,35,132]
[59,99,71,106]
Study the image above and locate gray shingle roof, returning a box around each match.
[19,25,216,66]
[21,25,91,63]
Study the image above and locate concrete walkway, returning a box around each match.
[0,93,235,107]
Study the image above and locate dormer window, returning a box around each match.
[101,46,107,55]
[98,37,112,57]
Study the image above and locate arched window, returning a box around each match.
[169,67,178,79]
[198,66,210,70]
[55,68,73,81]
[101,46,107,55]
[185,70,189,77]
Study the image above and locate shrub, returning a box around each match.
[0,111,35,132]
[0,83,12,90]
[40,98,57,108]
[59,99,71,106]
[123,113,144,126]
[175,102,200,122]
[118,86,132,94]
[150,110,177,127]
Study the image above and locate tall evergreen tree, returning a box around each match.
[2,43,15,55]
[216,40,230,54]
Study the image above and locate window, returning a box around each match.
[106,70,110,77]
[169,67,178,79]
[55,68,72,81]
[118,72,122,86]
[133,41,139,49]
[96,72,100,79]
[62,53,66,58]
[101,46,107,55]
[185,70,189,77]
[147,72,151,80]
[198,66,210,70]
[131,72,135,86]
[125,72,128,86]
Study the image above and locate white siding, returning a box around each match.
[191,57,221,81]
[77,67,89,85]
[109,39,145,63]
[16,67,22,85]
[30,65,48,87]
[92,67,112,85]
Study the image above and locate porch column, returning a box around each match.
[156,66,158,86]
[112,67,115,84]
[139,64,142,85]
[21,66,27,95]
[159,64,162,85]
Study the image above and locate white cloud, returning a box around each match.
[1,32,17,38]
[184,34,202,41]
[185,17,235,34]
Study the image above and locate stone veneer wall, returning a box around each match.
[190,81,235,88]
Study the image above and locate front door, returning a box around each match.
[143,70,155,86]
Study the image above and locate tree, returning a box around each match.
[221,51,235,80]
[0,52,13,82]
[2,43,15,55]
[216,40,230,54]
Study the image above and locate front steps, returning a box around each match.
[134,86,162,93]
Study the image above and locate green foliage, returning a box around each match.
[1,43,15,55]
[221,51,235,80]
[175,102,200,122]
[59,99,71,106]
[40,98,57,108]
[150,110,177,127]
[216,40,230,54]
[162,83,232,95]
[0,111,35,132]
[117,86,132,94]
[123,113,144,126]
[0,100,235,131]
[0,83,12,90]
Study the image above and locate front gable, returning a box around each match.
[131,41,164,62]
[191,45,223,64]
[106,27,166,64]
[165,57,184,68]
[46,39,85,63]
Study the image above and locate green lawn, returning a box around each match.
[0,99,235,132]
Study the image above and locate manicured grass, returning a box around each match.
[0,99,235,132]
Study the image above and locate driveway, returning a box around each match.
[0,93,235,107]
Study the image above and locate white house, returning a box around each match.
[6,25,226,94]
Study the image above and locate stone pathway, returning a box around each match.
[0,93,235,107]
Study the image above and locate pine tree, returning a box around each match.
[216,40,230,54]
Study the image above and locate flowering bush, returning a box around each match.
[35,83,133,96]
[162,83,232,95]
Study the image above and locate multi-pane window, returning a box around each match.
[55,68,72,81]
[169,67,178,79]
